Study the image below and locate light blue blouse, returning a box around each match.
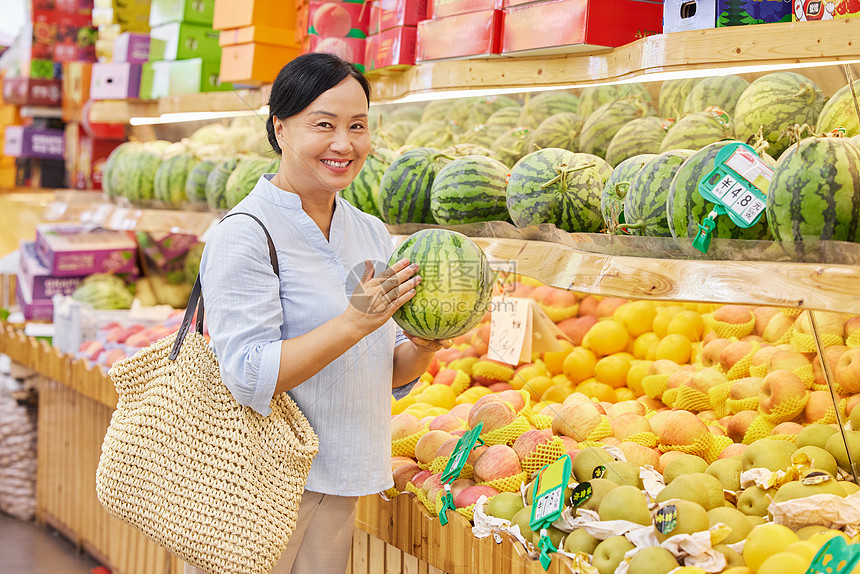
[199,174,410,496]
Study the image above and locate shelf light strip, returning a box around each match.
[129,106,269,126]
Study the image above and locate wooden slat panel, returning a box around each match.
[352,529,369,574]
[386,543,403,574]
[369,536,385,573]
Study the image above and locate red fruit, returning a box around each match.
[557,316,598,345]
[312,3,352,37]
[472,445,522,482]
[454,485,499,508]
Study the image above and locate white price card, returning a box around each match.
[533,489,562,522]
[487,296,532,365]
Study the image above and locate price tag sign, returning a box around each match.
[570,482,593,508]
[438,423,484,525]
[805,537,860,574]
[530,455,572,531]
[592,465,606,479]
[487,296,532,365]
[655,505,678,536]
[693,142,774,253]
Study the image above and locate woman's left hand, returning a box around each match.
[405,334,454,353]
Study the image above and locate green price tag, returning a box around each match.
[693,142,774,253]
[592,465,606,479]
[570,482,593,508]
[438,422,484,526]
[805,537,860,574]
[655,505,678,536]
[530,454,572,571]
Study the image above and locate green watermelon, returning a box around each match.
[660,110,733,152]
[852,135,860,146]
[456,123,508,149]
[453,95,520,130]
[430,155,510,225]
[659,79,703,119]
[225,158,271,209]
[442,143,496,158]
[517,91,579,128]
[124,150,164,203]
[486,107,523,129]
[605,117,667,167]
[378,120,419,148]
[388,105,424,124]
[205,158,237,211]
[623,149,695,236]
[817,80,860,137]
[154,153,195,206]
[578,100,652,159]
[527,112,581,153]
[734,72,824,158]
[491,126,532,167]
[340,151,390,218]
[379,147,448,224]
[577,83,652,121]
[185,159,217,204]
[421,100,458,123]
[667,141,771,240]
[102,142,142,198]
[766,137,860,250]
[389,229,493,340]
[407,120,455,148]
[601,154,655,230]
[682,75,749,116]
[506,148,605,232]
[571,152,613,184]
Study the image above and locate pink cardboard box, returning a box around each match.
[35,225,138,277]
[303,35,367,66]
[18,241,86,301]
[366,26,417,70]
[416,9,501,61]
[16,280,54,322]
[374,0,428,32]
[429,0,501,18]
[90,63,142,100]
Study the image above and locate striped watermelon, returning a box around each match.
[682,75,749,116]
[734,72,824,158]
[491,127,532,167]
[577,83,652,120]
[442,143,496,159]
[340,150,390,218]
[453,95,520,130]
[377,120,418,148]
[225,158,271,209]
[205,158,237,211]
[659,79,703,119]
[379,147,448,224]
[660,110,733,152]
[102,142,142,198]
[456,123,508,149]
[430,155,510,225]
[421,100,458,123]
[185,159,217,204]
[486,107,523,129]
[605,117,667,167]
[518,91,579,128]
[124,150,164,203]
[667,141,771,240]
[623,149,695,236]
[154,153,195,206]
[388,105,424,124]
[817,80,860,137]
[578,100,652,159]
[572,152,612,184]
[766,137,860,250]
[407,120,456,149]
[527,112,581,153]
[506,148,605,232]
[601,154,655,230]
[853,135,860,146]
[389,229,493,340]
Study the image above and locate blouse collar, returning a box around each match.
[253,173,342,218]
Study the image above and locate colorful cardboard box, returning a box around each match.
[90,63,143,99]
[15,279,54,322]
[664,0,792,32]
[502,0,663,55]
[794,0,860,20]
[302,35,367,66]
[64,125,123,190]
[220,42,302,85]
[430,0,501,18]
[372,0,428,33]
[62,62,91,123]
[35,225,138,277]
[213,0,298,31]
[299,1,371,41]
[2,77,63,107]
[366,26,418,70]
[217,26,300,48]
[415,9,501,61]
[33,0,94,14]
[149,22,222,61]
[150,0,215,27]
[114,33,166,63]
[168,58,232,94]
[15,158,67,189]
[18,241,86,301]
[140,61,172,99]
[4,127,66,161]
[32,9,97,63]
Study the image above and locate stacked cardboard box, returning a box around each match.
[213,0,301,85]
[0,76,23,189]
[366,0,426,71]
[92,0,151,62]
[664,0,791,32]
[416,0,503,61]
[298,1,370,70]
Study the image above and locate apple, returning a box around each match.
[767,349,811,373]
[610,412,652,440]
[429,414,465,433]
[469,400,515,432]
[836,347,860,394]
[472,444,522,482]
[606,400,646,419]
[714,305,755,325]
[762,313,796,343]
[557,315,598,345]
[812,346,848,388]
[759,371,808,421]
[512,429,550,461]
[638,396,666,413]
[558,435,580,460]
[619,441,660,468]
[688,368,729,395]
[844,315,860,339]
[648,410,674,435]
[103,348,127,367]
[422,473,445,503]
[729,377,765,401]
[447,403,472,422]
[726,411,759,443]
[470,323,491,355]
[436,437,459,459]
[579,295,601,317]
[720,341,755,373]
[393,463,422,491]
[391,413,424,441]
[666,368,696,390]
[415,430,454,465]
[466,444,488,467]
[659,410,709,447]
[391,456,414,470]
[751,345,780,369]
[771,422,804,438]
[803,391,843,424]
[596,297,628,317]
[703,338,733,368]
[795,310,845,338]
[754,307,782,337]
[410,470,432,489]
[658,450,687,474]
[448,477,475,501]
[497,389,526,412]
[454,485,499,508]
[551,400,603,441]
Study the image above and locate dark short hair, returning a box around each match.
[266,53,371,155]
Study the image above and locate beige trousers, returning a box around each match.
[183,490,358,574]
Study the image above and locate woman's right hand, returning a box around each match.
[343,258,420,337]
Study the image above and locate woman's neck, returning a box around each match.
[271,172,337,241]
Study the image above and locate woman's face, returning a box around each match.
[274,76,371,195]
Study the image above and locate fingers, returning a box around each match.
[359,259,375,283]
[377,258,411,281]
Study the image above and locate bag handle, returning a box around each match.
[169,212,279,361]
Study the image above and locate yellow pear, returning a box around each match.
[563,528,599,555]
[655,499,709,542]
[599,485,651,526]
[743,524,799,573]
[628,546,680,574]
[708,507,753,545]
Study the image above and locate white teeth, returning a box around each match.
[322,159,349,168]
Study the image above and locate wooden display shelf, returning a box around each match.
[87,88,269,125]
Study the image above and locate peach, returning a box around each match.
[436,437,459,459]
[578,295,601,317]
[637,396,666,413]
[795,310,845,338]
[836,347,860,394]
[391,413,425,441]
[804,390,842,424]
[430,414,466,433]
[713,305,755,325]
[448,403,473,422]
[751,345,780,368]
[497,389,527,412]
[666,368,696,390]
[607,400,646,419]
[610,413,652,440]
[720,341,755,373]
[729,377,765,400]
[812,345,848,387]
[650,359,683,376]
[469,401,516,433]
[468,395,506,426]
[726,410,758,443]
[557,315,598,345]
[596,297,628,317]
[659,410,709,447]
[687,368,729,395]
[619,441,660,468]
[759,371,808,419]
[410,470,432,489]
[393,463,422,491]
[391,456,415,470]
[415,430,455,465]
[512,429,551,461]
[844,315,860,339]
[703,338,733,368]
[753,307,782,337]
[761,313,795,343]
[467,444,489,466]
[422,473,445,502]
[433,368,459,387]
[454,485,500,508]
[472,445,523,482]
[104,349,127,367]
[551,400,603,441]
[719,443,748,459]
[771,422,803,437]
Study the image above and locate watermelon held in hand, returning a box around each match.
[430,155,510,225]
[601,154,655,231]
[388,229,494,340]
[623,149,695,237]
[766,137,860,254]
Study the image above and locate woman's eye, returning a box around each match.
[351,123,366,130]
[317,122,332,128]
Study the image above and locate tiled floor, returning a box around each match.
[0,513,101,574]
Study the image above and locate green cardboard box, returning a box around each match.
[150,0,215,27]
[139,61,172,99]
[168,58,232,95]
[150,22,222,61]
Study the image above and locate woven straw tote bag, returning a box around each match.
[96,213,319,574]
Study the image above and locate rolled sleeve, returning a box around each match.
[201,216,283,416]
[392,324,420,399]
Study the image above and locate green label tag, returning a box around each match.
[593,465,606,479]
[656,505,678,535]
[570,482,593,507]
[530,455,572,531]
[441,423,484,484]
[805,536,860,574]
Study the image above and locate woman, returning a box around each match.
[189,53,450,574]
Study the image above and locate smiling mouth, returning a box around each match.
[321,159,351,168]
